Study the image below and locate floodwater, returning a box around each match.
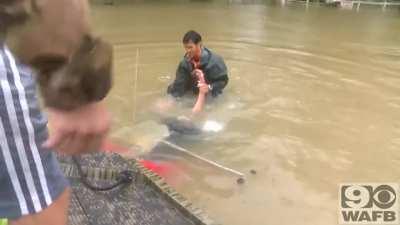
[91,1,400,224]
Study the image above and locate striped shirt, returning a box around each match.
[0,45,68,219]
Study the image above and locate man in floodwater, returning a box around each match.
[167,30,229,114]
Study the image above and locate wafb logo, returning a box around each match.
[339,183,398,224]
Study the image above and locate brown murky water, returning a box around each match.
[91,1,400,224]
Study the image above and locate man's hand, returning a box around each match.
[43,101,111,155]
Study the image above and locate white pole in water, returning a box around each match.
[133,48,139,124]
[160,140,245,178]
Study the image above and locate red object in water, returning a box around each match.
[101,139,178,177]
[138,159,177,177]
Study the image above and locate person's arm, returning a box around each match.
[191,69,208,115]
[192,89,207,115]
[209,74,228,97]
[205,53,229,97]
[44,101,111,155]
[167,61,190,98]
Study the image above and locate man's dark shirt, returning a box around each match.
[167,47,228,98]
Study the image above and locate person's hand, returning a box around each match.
[198,81,209,95]
[193,69,208,95]
[193,69,205,83]
[43,101,111,155]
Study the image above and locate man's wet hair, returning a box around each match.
[183,30,202,44]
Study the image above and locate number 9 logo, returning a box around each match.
[342,185,372,209]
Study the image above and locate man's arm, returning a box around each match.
[44,101,111,154]
[167,61,190,98]
[209,74,228,97]
[205,53,229,97]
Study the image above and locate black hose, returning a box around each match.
[72,156,134,191]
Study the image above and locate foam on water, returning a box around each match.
[202,120,223,132]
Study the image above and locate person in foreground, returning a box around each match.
[167,30,229,114]
[0,1,112,225]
